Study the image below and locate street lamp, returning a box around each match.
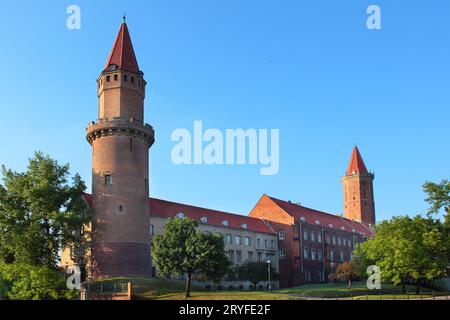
[330,262,335,284]
[267,260,272,291]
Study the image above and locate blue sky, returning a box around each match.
[0,0,448,221]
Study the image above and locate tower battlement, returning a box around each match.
[86,117,155,147]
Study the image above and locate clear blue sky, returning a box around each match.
[0,0,448,222]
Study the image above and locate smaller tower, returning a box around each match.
[341,146,375,225]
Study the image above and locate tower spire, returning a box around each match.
[104,20,139,73]
[346,146,368,176]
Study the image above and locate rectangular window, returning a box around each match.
[264,239,268,248]
[150,225,154,236]
[303,230,308,241]
[248,251,253,262]
[279,230,286,240]
[106,75,111,82]
[257,252,262,262]
[124,75,128,82]
[318,249,323,261]
[104,174,112,185]
[310,231,315,242]
[235,235,242,245]
[279,249,286,259]
[318,232,322,243]
[338,237,342,246]
[257,239,261,248]
[236,251,242,264]
[303,247,309,260]
[131,76,135,84]
[271,239,274,249]
[332,235,336,245]
[114,74,118,81]
[244,237,251,246]
[340,251,344,262]
[311,248,316,261]
[225,234,232,244]
[228,250,234,263]
[326,235,331,245]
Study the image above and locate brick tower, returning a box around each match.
[86,19,155,278]
[341,146,375,225]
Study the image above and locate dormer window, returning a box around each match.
[222,220,229,226]
[315,220,321,225]
[200,217,208,224]
[328,224,333,228]
[177,212,185,219]
[241,224,248,230]
[300,217,306,222]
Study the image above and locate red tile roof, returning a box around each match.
[149,198,276,235]
[268,196,374,237]
[104,22,140,73]
[346,146,369,176]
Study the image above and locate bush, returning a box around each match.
[0,263,77,300]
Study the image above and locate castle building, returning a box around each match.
[62,21,376,289]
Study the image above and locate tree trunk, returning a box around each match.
[348,279,352,290]
[401,281,406,294]
[185,272,192,298]
[415,279,421,295]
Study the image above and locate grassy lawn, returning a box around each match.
[86,278,448,300]
[87,277,291,300]
[275,281,448,299]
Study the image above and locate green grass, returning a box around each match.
[275,281,447,299]
[86,278,448,300]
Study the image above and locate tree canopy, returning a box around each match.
[152,217,230,297]
[0,151,90,267]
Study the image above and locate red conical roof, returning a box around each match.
[104,21,140,73]
[346,146,368,175]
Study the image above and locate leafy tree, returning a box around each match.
[0,262,77,300]
[0,152,90,268]
[351,245,374,280]
[152,217,230,298]
[236,261,278,290]
[356,216,448,293]
[335,262,357,289]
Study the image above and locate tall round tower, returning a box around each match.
[86,20,154,278]
[341,146,375,226]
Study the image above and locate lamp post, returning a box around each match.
[267,260,272,291]
[330,262,335,284]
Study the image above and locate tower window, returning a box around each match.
[106,76,111,82]
[114,74,118,81]
[124,75,128,82]
[119,206,123,212]
[104,174,112,185]
[131,77,135,84]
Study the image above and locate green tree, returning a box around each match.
[0,262,77,300]
[356,216,448,293]
[236,261,278,290]
[152,217,230,298]
[0,152,90,268]
[335,262,357,289]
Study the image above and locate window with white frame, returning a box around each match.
[235,235,242,245]
[303,247,309,260]
[303,230,308,241]
[340,251,344,262]
[244,236,251,246]
[279,248,286,259]
[310,231,315,242]
[279,230,286,240]
[225,234,232,244]
[318,249,323,261]
[311,248,316,261]
[318,232,322,243]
